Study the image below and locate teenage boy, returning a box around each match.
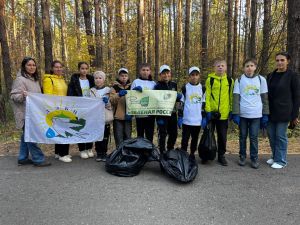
[205,59,234,166]
[110,68,132,147]
[178,67,206,159]
[232,59,269,169]
[154,65,182,153]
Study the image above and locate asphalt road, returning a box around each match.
[0,155,299,225]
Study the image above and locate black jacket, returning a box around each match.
[154,81,178,119]
[154,81,177,91]
[267,69,300,122]
[67,73,95,96]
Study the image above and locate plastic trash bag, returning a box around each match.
[198,122,217,161]
[160,148,198,183]
[105,138,159,177]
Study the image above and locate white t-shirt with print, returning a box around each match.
[182,83,203,126]
[79,79,90,97]
[131,79,156,91]
[233,74,268,118]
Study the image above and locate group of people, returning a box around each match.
[10,52,300,170]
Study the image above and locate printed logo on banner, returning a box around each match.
[42,100,88,139]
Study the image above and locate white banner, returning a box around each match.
[25,93,105,144]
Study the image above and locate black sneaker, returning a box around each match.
[251,160,259,169]
[218,156,228,166]
[18,159,33,166]
[238,157,246,166]
[33,161,51,167]
[96,154,107,162]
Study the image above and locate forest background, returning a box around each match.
[0,0,299,155]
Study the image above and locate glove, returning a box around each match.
[132,86,143,92]
[206,112,212,121]
[102,96,109,104]
[176,93,183,101]
[177,117,183,129]
[119,90,127,97]
[232,114,240,126]
[125,114,132,121]
[229,112,233,120]
[156,119,165,126]
[201,117,207,128]
[260,115,269,129]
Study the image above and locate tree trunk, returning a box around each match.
[232,0,239,78]
[106,0,113,73]
[74,0,81,50]
[175,0,182,79]
[41,0,53,73]
[154,0,160,80]
[287,0,300,74]
[0,0,13,96]
[184,0,192,70]
[260,0,272,75]
[249,0,257,58]
[244,0,251,60]
[82,0,95,67]
[146,0,153,64]
[115,0,126,67]
[34,0,42,75]
[201,0,209,74]
[137,0,145,75]
[227,0,234,77]
[94,0,103,70]
[59,0,68,68]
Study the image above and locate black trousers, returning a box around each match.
[181,124,201,154]
[157,113,178,152]
[210,119,229,156]
[136,116,155,142]
[95,124,111,156]
[78,142,93,152]
[55,144,69,157]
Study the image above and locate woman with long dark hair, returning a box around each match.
[266,52,300,169]
[43,60,71,162]
[10,57,51,167]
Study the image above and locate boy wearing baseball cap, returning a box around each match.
[110,68,132,147]
[178,67,206,159]
[154,65,182,153]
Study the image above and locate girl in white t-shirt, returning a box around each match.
[67,62,95,159]
[131,63,156,142]
[90,71,112,162]
[232,59,269,169]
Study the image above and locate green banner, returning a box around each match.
[126,90,177,116]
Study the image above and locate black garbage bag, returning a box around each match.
[160,149,198,183]
[105,138,159,177]
[198,122,217,160]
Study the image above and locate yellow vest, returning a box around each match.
[43,74,67,96]
[205,73,233,120]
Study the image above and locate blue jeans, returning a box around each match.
[239,117,260,161]
[18,131,45,164]
[267,121,289,166]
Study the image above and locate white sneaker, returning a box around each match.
[271,163,285,169]
[87,149,94,158]
[54,154,59,159]
[80,150,89,159]
[66,155,72,158]
[59,155,72,163]
[266,158,274,165]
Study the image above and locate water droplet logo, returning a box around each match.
[46,128,56,138]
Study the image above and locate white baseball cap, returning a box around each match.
[159,65,171,74]
[188,66,200,75]
[118,68,129,74]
